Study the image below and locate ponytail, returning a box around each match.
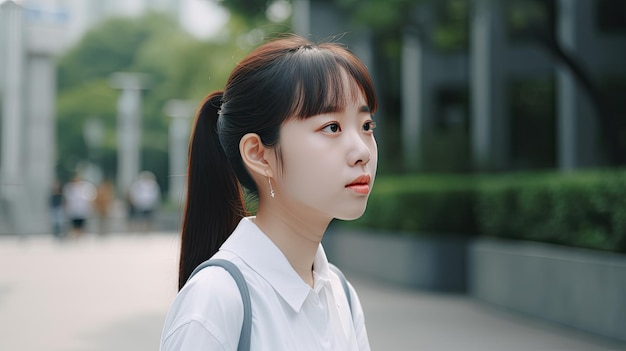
[178,91,247,290]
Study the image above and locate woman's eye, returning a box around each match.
[363,121,376,132]
[321,123,341,133]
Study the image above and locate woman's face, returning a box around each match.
[272,89,378,221]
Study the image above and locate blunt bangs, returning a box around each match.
[282,44,378,121]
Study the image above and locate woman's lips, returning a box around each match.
[346,184,370,194]
[346,175,371,194]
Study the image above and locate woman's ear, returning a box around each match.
[240,133,274,178]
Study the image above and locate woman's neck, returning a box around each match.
[253,205,330,288]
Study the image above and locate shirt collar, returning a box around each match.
[220,217,331,312]
[312,246,331,292]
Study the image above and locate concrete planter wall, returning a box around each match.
[323,227,468,292]
[469,238,626,343]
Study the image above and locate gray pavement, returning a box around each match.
[1,232,625,351]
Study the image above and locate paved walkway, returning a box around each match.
[1,232,624,351]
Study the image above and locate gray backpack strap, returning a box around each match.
[328,263,353,318]
[187,259,251,351]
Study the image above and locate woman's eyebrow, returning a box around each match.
[359,105,370,113]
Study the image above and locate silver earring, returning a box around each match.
[268,177,275,198]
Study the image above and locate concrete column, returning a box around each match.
[164,99,194,206]
[470,0,508,171]
[401,17,438,171]
[0,1,26,234]
[0,2,67,235]
[557,0,602,170]
[25,4,67,235]
[110,72,150,198]
[401,30,421,171]
[402,4,440,172]
[24,55,58,234]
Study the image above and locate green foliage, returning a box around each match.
[476,170,626,252]
[345,170,626,253]
[58,14,179,91]
[348,174,477,235]
[507,0,554,42]
[56,14,190,182]
[221,0,272,23]
[56,80,118,179]
[341,0,412,30]
[333,0,469,52]
[432,0,469,52]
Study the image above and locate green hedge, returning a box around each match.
[476,170,626,253]
[346,170,626,253]
[349,174,477,235]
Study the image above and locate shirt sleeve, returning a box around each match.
[160,267,244,351]
[161,319,227,351]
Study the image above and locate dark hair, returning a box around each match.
[179,34,378,289]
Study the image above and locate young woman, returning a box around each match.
[160,34,378,351]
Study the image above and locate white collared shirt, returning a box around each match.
[160,217,370,351]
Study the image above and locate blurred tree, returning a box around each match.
[58,14,176,91]
[55,11,271,192]
[57,14,187,189]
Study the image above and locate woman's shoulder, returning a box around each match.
[162,266,245,348]
[177,265,244,312]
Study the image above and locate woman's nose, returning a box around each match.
[347,134,371,167]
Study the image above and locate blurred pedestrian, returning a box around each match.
[128,171,161,233]
[49,180,65,240]
[124,189,136,230]
[161,35,377,350]
[63,174,96,238]
[93,178,115,236]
